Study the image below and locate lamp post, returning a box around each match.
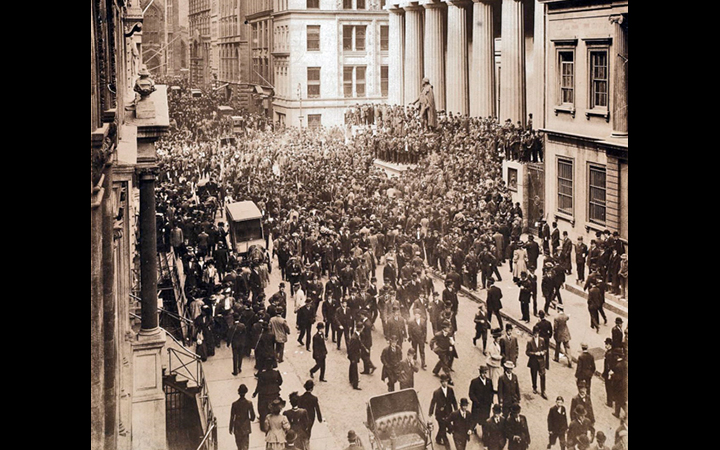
[297,83,304,128]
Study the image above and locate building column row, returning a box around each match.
[388,0,527,122]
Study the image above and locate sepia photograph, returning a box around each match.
[91,1,628,449]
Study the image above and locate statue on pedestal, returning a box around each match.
[413,78,438,132]
[134,65,156,99]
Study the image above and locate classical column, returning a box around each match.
[138,168,159,334]
[404,4,424,105]
[499,0,526,126]
[389,7,405,105]
[610,14,628,136]
[423,1,446,112]
[91,180,106,450]
[470,0,496,118]
[446,1,470,116]
[103,169,118,450]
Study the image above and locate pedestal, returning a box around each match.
[131,330,167,450]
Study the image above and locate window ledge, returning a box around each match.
[585,221,608,235]
[554,211,575,227]
[586,108,610,122]
[554,105,576,118]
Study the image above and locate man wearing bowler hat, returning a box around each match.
[447,399,474,450]
[611,318,624,351]
[229,384,256,450]
[505,403,531,450]
[429,375,458,446]
[469,366,495,432]
[575,343,596,395]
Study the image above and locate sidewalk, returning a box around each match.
[429,250,626,377]
[204,345,340,450]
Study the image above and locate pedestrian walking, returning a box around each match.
[264,398,291,450]
[229,384,256,450]
[547,396,569,450]
[269,310,291,363]
[468,366,494,433]
[575,344,596,395]
[483,404,507,450]
[497,361,521,418]
[553,305,573,368]
[397,348,420,390]
[486,278,504,329]
[309,323,328,381]
[526,328,548,399]
[348,323,363,390]
[447,399,474,450]
[429,375,458,446]
[297,380,323,438]
[505,403,531,450]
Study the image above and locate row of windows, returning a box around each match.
[305,65,388,98]
[557,158,607,225]
[556,45,609,110]
[306,0,385,8]
[306,25,388,52]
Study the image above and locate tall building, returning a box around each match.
[189,0,212,86]
[272,0,390,128]
[138,0,189,77]
[537,0,628,245]
[92,0,172,449]
[247,0,275,117]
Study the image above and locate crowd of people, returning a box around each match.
[345,103,545,164]
[151,88,627,450]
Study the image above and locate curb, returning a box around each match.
[427,269,607,380]
[564,283,628,319]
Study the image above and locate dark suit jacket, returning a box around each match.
[447,410,473,440]
[348,333,362,362]
[500,335,519,365]
[526,337,547,370]
[570,394,595,424]
[575,352,596,380]
[497,373,521,407]
[468,377,494,412]
[505,414,531,448]
[486,286,503,312]
[335,307,354,330]
[296,305,316,328]
[297,392,323,425]
[429,387,457,420]
[229,397,256,436]
[483,416,507,448]
[312,332,327,359]
[547,405,568,434]
[407,318,428,344]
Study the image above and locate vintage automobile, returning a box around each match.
[365,389,434,450]
[225,201,265,256]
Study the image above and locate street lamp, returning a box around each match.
[297,83,304,128]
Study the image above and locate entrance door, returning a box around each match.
[527,164,545,233]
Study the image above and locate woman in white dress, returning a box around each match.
[512,241,529,283]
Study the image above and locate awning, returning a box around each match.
[253,85,266,95]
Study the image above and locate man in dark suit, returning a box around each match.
[229,384,256,450]
[296,299,316,351]
[575,343,596,394]
[347,323,363,390]
[407,309,428,369]
[383,256,397,290]
[525,235,540,273]
[253,365,283,432]
[483,405,506,450]
[505,403,531,450]
[526,329,548,399]
[380,334,404,392]
[612,318,624,350]
[310,323,328,381]
[500,324,519,367]
[468,366,494,431]
[547,396,569,450]
[335,299,354,350]
[551,223,561,257]
[447,399,474,450]
[498,362,521,418]
[228,319,247,376]
[429,375,458,446]
[297,380,323,438]
[430,325,457,384]
[485,278,504,329]
[560,231,573,275]
[575,237,589,283]
[571,382,595,425]
[533,311,553,370]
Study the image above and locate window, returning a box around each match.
[343,67,353,98]
[343,25,353,51]
[590,50,608,109]
[355,26,366,51]
[308,114,322,130]
[508,168,518,192]
[307,25,320,51]
[559,51,574,105]
[557,158,574,216]
[380,25,389,51]
[588,165,607,224]
[357,0,365,9]
[381,65,388,97]
[307,67,321,98]
[356,66,366,97]
[307,0,319,8]
[343,0,352,9]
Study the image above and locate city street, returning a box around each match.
[204,245,623,450]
